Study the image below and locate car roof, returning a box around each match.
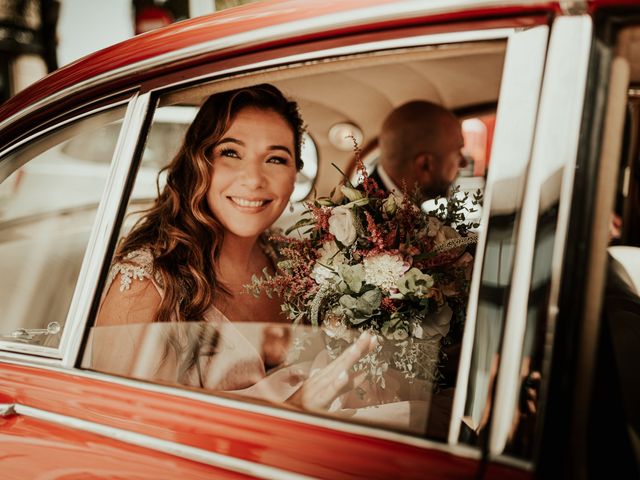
[1,0,636,133]
[0,0,561,128]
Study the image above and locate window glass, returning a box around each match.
[0,106,126,348]
[451,25,550,451]
[84,40,509,439]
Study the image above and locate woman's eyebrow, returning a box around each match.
[217,137,244,146]
[269,145,293,155]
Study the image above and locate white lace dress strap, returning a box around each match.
[104,248,163,295]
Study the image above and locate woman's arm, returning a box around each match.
[95,275,161,326]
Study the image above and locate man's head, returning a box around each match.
[379,100,467,200]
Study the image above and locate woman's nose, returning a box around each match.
[240,160,266,188]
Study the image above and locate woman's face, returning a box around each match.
[207,107,297,239]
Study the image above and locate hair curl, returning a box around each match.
[115,83,304,323]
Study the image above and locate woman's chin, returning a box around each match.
[223,222,275,239]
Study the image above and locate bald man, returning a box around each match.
[372,100,468,201]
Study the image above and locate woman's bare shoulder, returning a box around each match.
[96,248,162,327]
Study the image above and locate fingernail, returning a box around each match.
[337,371,348,383]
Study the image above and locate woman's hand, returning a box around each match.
[286,331,377,411]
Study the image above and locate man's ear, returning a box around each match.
[415,152,435,172]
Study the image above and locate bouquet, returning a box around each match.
[249,153,480,386]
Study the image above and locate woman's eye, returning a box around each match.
[219,148,240,158]
[267,156,288,165]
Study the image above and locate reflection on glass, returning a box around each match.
[460,176,523,443]
[84,317,452,434]
[0,108,125,347]
[504,169,561,458]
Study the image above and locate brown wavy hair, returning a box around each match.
[115,84,304,324]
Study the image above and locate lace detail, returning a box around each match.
[105,248,159,293]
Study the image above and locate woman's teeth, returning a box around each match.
[230,197,267,207]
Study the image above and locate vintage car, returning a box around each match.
[1,0,639,478]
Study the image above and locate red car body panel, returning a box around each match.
[0,362,531,479]
[1,414,251,480]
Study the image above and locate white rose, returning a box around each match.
[328,205,357,246]
[311,240,347,284]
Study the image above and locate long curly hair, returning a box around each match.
[115,84,304,324]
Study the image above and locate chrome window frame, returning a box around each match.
[488,15,593,458]
[449,23,550,446]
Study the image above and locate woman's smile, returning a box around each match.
[228,196,272,209]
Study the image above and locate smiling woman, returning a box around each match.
[96,84,304,328]
[90,83,378,408]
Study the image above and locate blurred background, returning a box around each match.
[0,0,262,104]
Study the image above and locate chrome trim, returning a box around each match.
[59,93,153,367]
[0,340,61,359]
[0,403,15,417]
[559,0,588,15]
[449,25,549,445]
[0,348,64,367]
[0,0,547,132]
[489,15,592,456]
[12,403,314,480]
[0,355,482,459]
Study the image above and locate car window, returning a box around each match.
[81,36,530,441]
[0,106,127,349]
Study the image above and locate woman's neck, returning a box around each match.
[218,233,262,279]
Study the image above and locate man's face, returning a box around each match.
[419,124,467,199]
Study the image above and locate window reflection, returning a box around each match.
[84,319,445,434]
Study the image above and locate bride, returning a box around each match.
[89,83,431,432]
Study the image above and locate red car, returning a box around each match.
[1,1,639,478]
